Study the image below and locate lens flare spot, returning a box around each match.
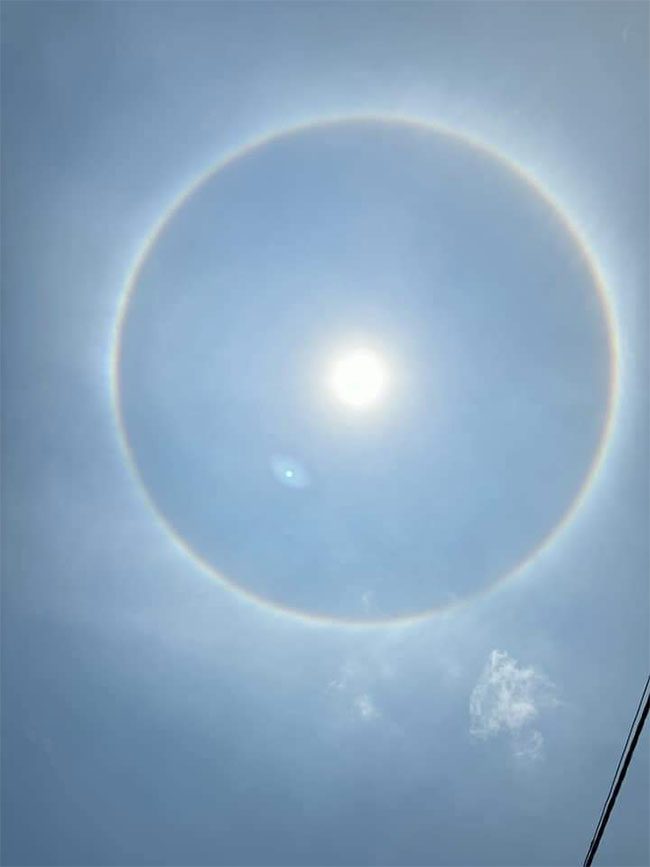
[271,455,310,489]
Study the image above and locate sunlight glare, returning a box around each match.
[328,348,387,409]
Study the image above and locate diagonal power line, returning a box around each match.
[583,673,650,867]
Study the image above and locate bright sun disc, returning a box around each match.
[329,348,387,409]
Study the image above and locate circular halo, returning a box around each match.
[110,114,620,629]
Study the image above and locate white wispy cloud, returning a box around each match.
[354,693,381,720]
[327,658,387,724]
[469,649,559,761]
[513,729,545,761]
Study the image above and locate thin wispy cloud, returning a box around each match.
[327,656,391,724]
[354,693,381,721]
[469,649,559,761]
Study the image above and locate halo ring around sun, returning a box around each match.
[110,113,620,628]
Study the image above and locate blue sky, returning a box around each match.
[2,2,648,865]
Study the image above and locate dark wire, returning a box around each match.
[586,674,650,857]
[583,674,650,867]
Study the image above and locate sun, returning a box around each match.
[328,348,388,409]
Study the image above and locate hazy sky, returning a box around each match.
[2,3,648,866]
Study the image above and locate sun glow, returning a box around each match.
[328,348,388,409]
